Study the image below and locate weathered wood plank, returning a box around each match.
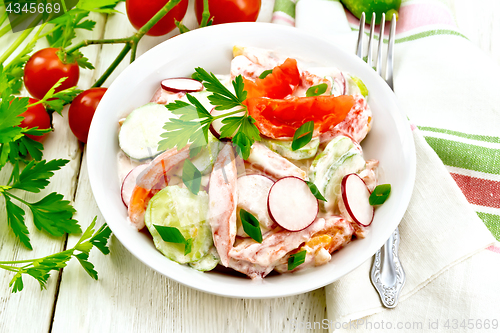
[0,12,106,333]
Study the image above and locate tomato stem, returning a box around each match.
[92,43,133,88]
[65,37,132,55]
[200,0,211,27]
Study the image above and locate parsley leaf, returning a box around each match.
[28,192,80,236]
[4,195,31,250]
[11,159,69,192]
[0,91,27,144]
[1,218,112,292]
[194,67,245,110]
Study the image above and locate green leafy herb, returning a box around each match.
[369,184,391,205]
[30,77,82,115]
[288,250,307,270]
[0,218,111,293]
[182,159,202,195]
[239,209,263,243]
[0,90,26,145]
[306,83,328,97]
[291,121,314,151]
[153,225,192,255]
[305,181,327,202]
[259,69,273,79]
[159,68,261,160]
[1,159,82,249]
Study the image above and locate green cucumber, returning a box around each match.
[145,186,212,264]
[262,137,320,160]
[119,103,175,160]
[188,247,220,271]
[309,135,366,212]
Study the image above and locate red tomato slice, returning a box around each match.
[247,95,355,138]
[243,58,300,100]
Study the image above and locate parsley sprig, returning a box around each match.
[159,68,261,160]
[1,159,81,249]
[0,218,111,293]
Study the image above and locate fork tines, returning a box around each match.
[356,12,397,90]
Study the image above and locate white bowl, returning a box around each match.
[87,22,416,299]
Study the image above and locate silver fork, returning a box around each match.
[356,12,405,309]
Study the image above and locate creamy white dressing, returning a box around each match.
[117,46,379,278]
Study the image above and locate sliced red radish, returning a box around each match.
[160,78,203,93]
[341,173,374,227]
[121,164,149,208]
[209,107,245,140]
[267,176,318,231]
[237,174,275,229]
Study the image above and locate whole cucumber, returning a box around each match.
[340,0,401,25]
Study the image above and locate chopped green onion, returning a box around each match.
[154,225,187,244]
[182,159,202,195]
[291,121,314,151]
[369,184,391,205]
[288,250,307,270]
[184,238,193,255]
[305,181,327,201]
[239,209,263,243]
[306,83,328,97]
[259,69,273,79]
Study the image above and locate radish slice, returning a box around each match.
[209,107,245,140]
[267,176,318,231]
[160,78,203,93]
[341,173,374,227]
[121,164,149,208]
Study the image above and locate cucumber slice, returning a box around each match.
[309,136,366,213]
[145,186,212,264]
[188,247,220,271]
[190,131,221,174]
[119,103,174,160]
[262,137,320,160]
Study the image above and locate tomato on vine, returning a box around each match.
[195,0,261,25]
[126,0,189,36]
[68,88,107,143]
[24,48,80,100]
[20,98,52,142]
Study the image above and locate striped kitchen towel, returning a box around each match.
[290,0,500,330]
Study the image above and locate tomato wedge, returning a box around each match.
[247,95,355,138]
[243,58,300,100]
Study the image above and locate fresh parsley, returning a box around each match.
[0,217,111,293]
[291,121,314,151]
[153,225,192,255]
[0,159,81,249]
[305,180,327,202]
[239,209,263,243]
[159,68,261,160]
[287,250,307,270]
[306,83,328,97]
[369,184,391,205]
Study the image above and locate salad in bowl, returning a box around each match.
[117,45,386,279]
[87,22,415,298]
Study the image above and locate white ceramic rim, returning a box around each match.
[87,22,416,299]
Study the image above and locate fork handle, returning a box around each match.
[370,227,406,308]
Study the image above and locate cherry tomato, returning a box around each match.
[24,48,79,101]
[243,58,300,100]
[126,0,189,36]
[19,98,52,142]
[247,95,355,138]
[68,88,107,143]
[195,0,261,25]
